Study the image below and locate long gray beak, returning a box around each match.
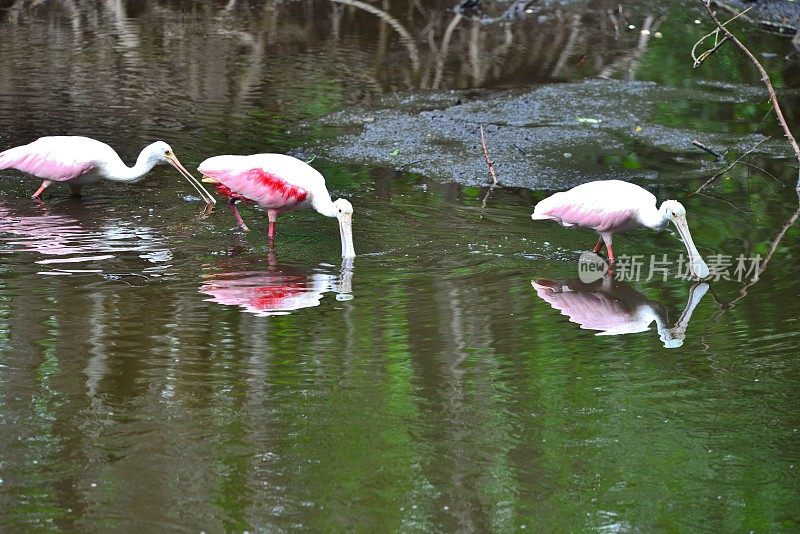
[166,154,216,206]
[672,215,709,279]
[338,213,355,259]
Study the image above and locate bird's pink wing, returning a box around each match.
[0,141,95,182]
[534,192,635,233]
[200,166,309,209]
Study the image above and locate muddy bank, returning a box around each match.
[304,79,790,190]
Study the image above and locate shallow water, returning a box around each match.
[1,1,800,531]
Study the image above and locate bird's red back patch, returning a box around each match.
[248,169,308,203]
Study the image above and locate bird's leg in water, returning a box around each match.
[592,237,604,254]
[32,180,52,199]
[69,184,83,198]
[601,233,616,264]
[606,244,616,264]
[228,198,250,232]
[267,209,278,241]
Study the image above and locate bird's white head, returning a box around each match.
[333,198,355,259]
[143,141,216,205]
[659,199,686,221]
[144,141,174,165]
[659,199,709,279]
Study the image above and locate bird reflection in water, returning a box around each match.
[532,274,708,348]
[199,254,353,317]
[0,201,166,270]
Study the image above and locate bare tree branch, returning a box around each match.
[695,1,800,189]
[479,124,498,186]
[692,139,725,161]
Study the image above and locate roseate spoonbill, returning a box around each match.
[198,154,355,258]
[0,136,215,204]
[531,180,710,278]
[533,274,709,348]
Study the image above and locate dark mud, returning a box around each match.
[306,79,792,189]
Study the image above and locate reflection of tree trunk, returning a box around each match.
[103,0,141,64]
[468,21,482,87]
[233,3,277,104]
[330,0,421,74]
[432,13,463,89]
[551,14,582,78]
[373,0,389,82]
[597,15,659,80]
[489,24,514,80]
[331,2,344,42]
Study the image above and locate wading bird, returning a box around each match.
[198,154,355,258]
[531,180,709,278]
[0,136,215,204]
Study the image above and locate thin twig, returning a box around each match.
[690,5,752,67]
[692,139,725,161]
[479,124,499,186]
[697,1,800,189]
[692,34,730,67]
[691,137,769,195]
[697,191,753,214]
[737,161,783,186]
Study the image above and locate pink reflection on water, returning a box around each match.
[0,203,168,273]
[0,205,90,256]
[532,274,708,348]
[200,259,353,317]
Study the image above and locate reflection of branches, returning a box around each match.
[698,189,800,363]
[698,196,799,351]
[480,183,498,211]
[695,0,800,188]
[330,0,420,73]
[692,137,769,195]
[431,13,463,89]
[724,194,800,309]
[697,191,753,214]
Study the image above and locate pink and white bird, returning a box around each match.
[198,153,355,258]
[531,180,709,278]
[0,136,215,203]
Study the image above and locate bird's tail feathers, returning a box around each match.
[0,145,27,171]
[531,193,561,220]
[0,147,15,170]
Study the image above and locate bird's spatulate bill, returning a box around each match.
[339,213,355,259]
[672,216,709,279]
[166,154,216,205]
